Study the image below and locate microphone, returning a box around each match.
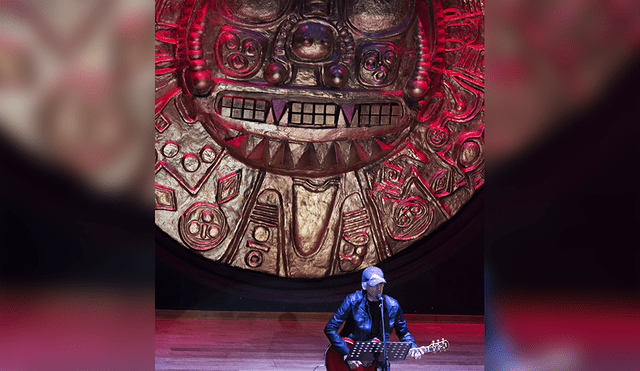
[377,294,383,301]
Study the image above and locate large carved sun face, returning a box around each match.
[178,0,432,177]
[155,0,484,279]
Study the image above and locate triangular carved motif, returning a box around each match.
[341,103,355,125]
[272,99,287,123]
[295,143,321,170]
[313,141,331,165]
[224,134,247,148]
[287,141,307,167]
[323,142,341,169]
[346,141,362,168]
[353,139,371,162]
[242,135,260,157]
[335,141,352,167]
[268,140,285,166]
[247,136,267,161]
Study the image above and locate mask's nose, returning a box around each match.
[290,23,334,62]
[286,19,339,87]
[283,0,344,87]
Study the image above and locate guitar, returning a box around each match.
[324,337,449,371]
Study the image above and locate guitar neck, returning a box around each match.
[419,345,437,354]
[417,339,449,354]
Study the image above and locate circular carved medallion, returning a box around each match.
[155,0,484,278]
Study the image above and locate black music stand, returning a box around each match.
[346,341,411,368]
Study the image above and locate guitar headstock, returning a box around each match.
[419,338,449,354]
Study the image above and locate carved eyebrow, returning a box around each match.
[345,0,414,35]
[218,0,293,25]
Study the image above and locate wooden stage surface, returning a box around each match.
[156,310,484,371]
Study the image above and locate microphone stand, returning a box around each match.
[378,295,390,371]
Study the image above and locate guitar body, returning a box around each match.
[324,338,376,371]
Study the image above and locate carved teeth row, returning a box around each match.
[357,104,402,127]
[218,95,403,129]
[223,131,404,171]
[288,102,340,128]
[219,96,268,122]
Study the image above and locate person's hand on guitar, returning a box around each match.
[343,354,362,369]
[347,360,362,369]
[408,347,422,360]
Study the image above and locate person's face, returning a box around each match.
[365,282,384,301]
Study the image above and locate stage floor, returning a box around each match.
[156,310,484,371]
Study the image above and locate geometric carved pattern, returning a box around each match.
[178,202,228,251]
[224,189,288,277]
[155,183,177,211]
[154,100,223,196]
[337,193,373,273]
[217,170,241,204]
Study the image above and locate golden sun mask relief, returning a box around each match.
[155,0,484,278]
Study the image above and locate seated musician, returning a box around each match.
[324,266,422,370]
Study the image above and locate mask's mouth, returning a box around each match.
[201,88,413,176]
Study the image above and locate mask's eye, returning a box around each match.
[244,40,259,57]
[218,0,293,24]
[363,52,378,70]
[345,0,414,35]
[222,33,239,50]
[382,50,397,66]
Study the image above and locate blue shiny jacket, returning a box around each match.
[324,290,418,356]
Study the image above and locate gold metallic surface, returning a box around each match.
[155,0,484,278]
